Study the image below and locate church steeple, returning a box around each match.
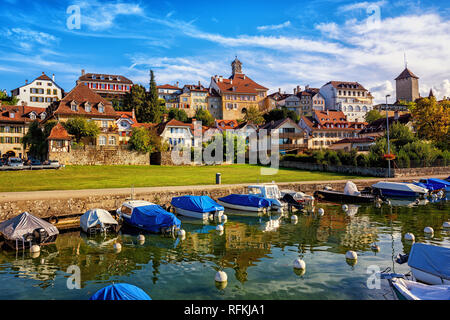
[231,56,243,76]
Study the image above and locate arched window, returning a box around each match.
[362,105,368,112]
[99,136,106,146]
[108,136,116,145]
[355,105,361,112]
[348,105,353,112]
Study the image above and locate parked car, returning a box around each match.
[30,159,41,166]
[44,160,60,166]
[7,158,23,167]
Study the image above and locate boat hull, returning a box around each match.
[121,214,177,235]
[173,207,224,220]
[374,188,426,198]
[314,190,375,203]
[411,267,450,285]
[216,200,266,212]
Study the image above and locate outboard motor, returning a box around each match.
[33,228,49,244]
[395,253,409,265]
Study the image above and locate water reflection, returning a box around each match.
[0,198,448,299]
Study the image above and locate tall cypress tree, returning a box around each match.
[147,70,162,123]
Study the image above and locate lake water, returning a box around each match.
[0,197,448,300]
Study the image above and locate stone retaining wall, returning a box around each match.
[49,147,150,166]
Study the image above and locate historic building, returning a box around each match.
[319,81,373,122]
[157,83,182,102]
[259,118,307,153]
[47,122,71,154]
[11,72,64,108]
[209,58,269,120]
[0,104,47,158]
[76,70,133,103]
[44,83,120,147]
[283,86,326,118]
[182,83,209,118]
[395,67,420,103]
[299,110,366,149]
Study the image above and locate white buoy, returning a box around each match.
[404,233,415,241]
[443,222,450,228]
[293,258,306,270]
[31,251,40,259]
[318,208,325,215]
[386,200,392,206]
[30,245,40,253]
[291,215,298,223]
[137,234,145,242]
[177,229,186,237]
[221,215,228,222]
[114,243,122,252]
[216,225,224,232]
[342,204,349,212]
[215,270,227,282]
[424,227,434,234]
[345,251,357,260]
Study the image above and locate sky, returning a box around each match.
[0,0,449,104]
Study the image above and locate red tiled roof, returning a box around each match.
[36,72,52,81]
[48,122,70,140]
[184,84,208,92]
[117,111,135,120]
[78,73,133,84]
[158,84,181,90]
[51,84,118,119]
[0,105,47,123]
[314,110,347,125]
[215,73,268,94]
[215,119,239,130]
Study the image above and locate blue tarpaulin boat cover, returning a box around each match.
[90,283,151,300]
[171,196,224,213]
[130,205,181,233]
[424,178,450,191]
[408,243,450,281]
[218,194,273,208]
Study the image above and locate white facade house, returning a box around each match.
[319,81,373,122]
[11,72,64,108]
[159,119,194,149]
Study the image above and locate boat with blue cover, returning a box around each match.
[117,200,181,234]
[413,178,450,193]
[407,243,450,285]
[217,194,274,212]
[371,181,429,198]
[171,195,224,220]
[90,283,151,300]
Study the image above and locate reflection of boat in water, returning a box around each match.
[80,233,119,248]
[345,205,360,216]
[387,198,428,207]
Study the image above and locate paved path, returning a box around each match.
[1,174,448,202]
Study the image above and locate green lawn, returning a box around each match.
[0,165,372,192]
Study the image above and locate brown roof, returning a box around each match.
[260,118,302,131]
[48,122,70,140]
[395,68,419,80]
[332,137,375,145]
[301,114,363,132]
[158,84,181,90]
[314,110,347,125]
[184,84,208,92]
[215,119,239,130]
[215,73,268,94]
[117,111,135,120]
[51,84,118,119]
[78,73,133,84]
[326,81,367,91]
[36,72,52,81]
[0,105,47,124]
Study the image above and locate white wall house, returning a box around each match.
[11,72,64,108]
[159,119,194,149]
[319,81,373,122]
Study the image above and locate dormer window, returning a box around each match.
[30,113,36,120]
[70,101,78,111]
[98,103,104,113]
[40,112,46,120]
[9,112,15,118]
[85,102,91,112]
[92,75,96,79]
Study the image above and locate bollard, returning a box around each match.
[216,173,221,185]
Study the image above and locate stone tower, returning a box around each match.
[395,67,420,102]
[231,57,243,76]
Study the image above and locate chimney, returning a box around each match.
[81,69,85,76]
[25,79,28,85]
[278,88,281,93]
[21,101,26,107]
[297,85,301,93]
[176,81,179,88]
[162,113,168,122]
[42,72,45,75]
[52,74,55,82]
[230,80,233,85]
[132,107,136,120]
[198,81,201,87]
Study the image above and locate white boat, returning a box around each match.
[280,189,315,206]
[372,181,429,198]
[389,278,450,300]
[408,243,450,285]
[80,209,119,234]
[216,197,267,212]
[171,195,224,220]
[116,200,155,221]
[247,184,286,212]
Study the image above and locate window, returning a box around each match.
[9,112,15,118]
[30,113,36,120]
[53,89,57,95]
[47,89,51,95]
[85,103,91,112]
[98,104,104,113]
[98,136,107,146]
[102,120,108,128]
[108,136,116,145]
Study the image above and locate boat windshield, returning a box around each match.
[248,187,263,196]
[265,186,281,199]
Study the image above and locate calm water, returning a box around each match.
[0,197,449,300]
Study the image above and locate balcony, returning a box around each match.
[100,127,119,134]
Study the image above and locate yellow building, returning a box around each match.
[209,58,269,120]
[45,83,119,147]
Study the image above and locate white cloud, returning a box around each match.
[166,11,175,18]
[4,28,58,50]
[339,0,387,13]
[257,21,291,31]
[315,22,340,38]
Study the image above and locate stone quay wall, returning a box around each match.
[0,178,404,222]
[49,146,150,166]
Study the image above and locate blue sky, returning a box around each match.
[1,0,449,103]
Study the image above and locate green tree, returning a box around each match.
[124,84,147,118]
[263,107,299,123]
[0,90,18,105]
[387,122,416,148]
[168,108,188,122]
[63,118,100,143]
[243,105,264,125]
[22,121,46,160]
[194,108,215,127]
[365,109,383,123]
[128,127,163,153]
[144,70,164,123]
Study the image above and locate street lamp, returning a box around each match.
[385,94,391,178]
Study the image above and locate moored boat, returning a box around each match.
[0,212,59,250]
[171,195,224,220]
[314,181,376,203]
[80,209,120,234]
[372,181,429,198]
[117,200,181,234]
[217,194,273,212]
[389,278,450,300]
[407,243,450,285]
[413,178,450,193]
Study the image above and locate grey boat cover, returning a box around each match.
[80,209,118,233]
[391,278,450,300]
[0,212,59,240]
[408,243,450,281]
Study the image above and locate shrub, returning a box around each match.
[396,150,410,168]
[356,154,370,167]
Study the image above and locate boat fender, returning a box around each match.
[49,216,59,225]
[404,233,415,241]
[137,234,145,242]
[216,225,224,232]
[114,243,122,252]
[438,191,444,198]
[424,227,434,234]
[318,208,325,216]
[177,229,186,238]
[443,222,450,228]
[385,200,392,206]
[293,258,306,270]
[221,215,228,222]
[342,205,349,212]
[30,245,40,253]
[345,251,357,260]
[215,271,227,283]
[291,215,298,223]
